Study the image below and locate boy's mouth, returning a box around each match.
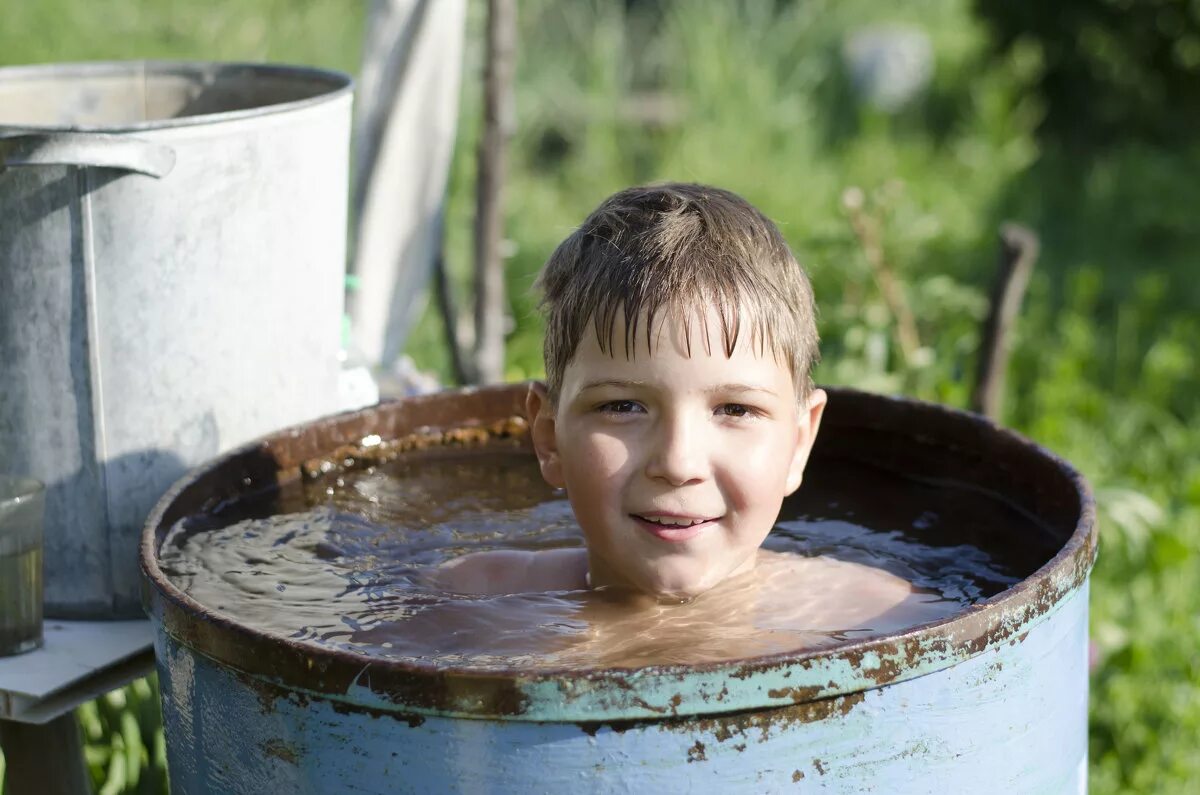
[630,512,718,542]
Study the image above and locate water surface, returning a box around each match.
[159,449,1051,669]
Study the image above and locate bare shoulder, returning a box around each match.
[436,548,589,596]
[753,550,956,630]
[757,549,915,594]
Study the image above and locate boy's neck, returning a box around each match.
[585,549,762,601]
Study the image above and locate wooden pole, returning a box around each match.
[0,713,90,795]
[472,0,517,384]
[433,247,475,385]
[970,223,1040,420]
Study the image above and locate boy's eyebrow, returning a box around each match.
[577,379,648,392]
[705,383,780,398]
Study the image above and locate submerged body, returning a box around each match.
[438,547,957,666]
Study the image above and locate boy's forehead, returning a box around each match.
[564,304,792,385]
[594,303,763,356]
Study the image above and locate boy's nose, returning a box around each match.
[644,414,708,486]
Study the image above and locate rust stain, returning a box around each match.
[300,416,529,480]
[329,699,426,727]
[630,695,668,715]
[687,740,707,763]
[260,738,300,766]
[711,722,735,743]
[767,685,823,702]
[575,691,866,739]
[234,669,311,716]
[232,668,433,727]
[813,758,827,776]
[792,769,805,782]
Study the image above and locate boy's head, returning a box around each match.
[537,183,820,403]
[527,183,826,599]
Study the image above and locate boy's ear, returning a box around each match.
[785,388,828,495]
[526,381,566,489]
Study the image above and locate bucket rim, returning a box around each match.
[140,384,1098,723]
[0,60,352,133]
[0,475,45,506]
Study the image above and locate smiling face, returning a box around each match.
[527,307,826,599]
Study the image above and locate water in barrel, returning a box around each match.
[157,441,1055,670]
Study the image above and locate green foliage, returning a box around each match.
[976,0,1200,147]
[0,0,364,74]
[430,0,1038,388]
[76,677,169,795]
[2,1,1198,792]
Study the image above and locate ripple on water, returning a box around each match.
[158,451,1049,670]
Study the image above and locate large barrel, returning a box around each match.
[141,385,1097,793]
[0,61,352,618]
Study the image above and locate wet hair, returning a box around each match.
[536,182,820,401]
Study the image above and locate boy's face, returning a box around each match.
[527,307,826,599]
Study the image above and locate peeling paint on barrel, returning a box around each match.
[142,385,1097,794]
[153,587,1088,793]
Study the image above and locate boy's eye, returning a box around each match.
[598,400,643,414]
[717,403,753,418]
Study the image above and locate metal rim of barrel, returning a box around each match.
[139,383,1097,723]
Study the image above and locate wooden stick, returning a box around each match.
[842,188,922,365]
[970,223,1040,420]
[1,713,90,795]
[472,0,517,384]
[433,246,476,385]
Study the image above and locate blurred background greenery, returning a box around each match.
[1,0,1198,792]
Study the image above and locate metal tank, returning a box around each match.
[0,61,352,618]
[141,385,1097,793]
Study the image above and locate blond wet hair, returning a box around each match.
[536,182,820,401]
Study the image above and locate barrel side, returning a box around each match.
[155,584,1087,794]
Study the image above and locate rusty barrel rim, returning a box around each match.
[0,60,352,134]
[140,385,1097,723]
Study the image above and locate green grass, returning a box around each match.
[3,1,1198,792]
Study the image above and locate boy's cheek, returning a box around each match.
[584,438,643,482]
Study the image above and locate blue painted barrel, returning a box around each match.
[141,385,1096,793]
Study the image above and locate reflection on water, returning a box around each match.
[160,450,1050,670]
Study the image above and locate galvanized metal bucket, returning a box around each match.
[0,61,352,618]
[141,385,1098,793]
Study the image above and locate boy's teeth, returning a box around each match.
[641,516,705,526]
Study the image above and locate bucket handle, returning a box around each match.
[0,132,176,178]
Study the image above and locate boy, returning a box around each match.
[441,184,948,640]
